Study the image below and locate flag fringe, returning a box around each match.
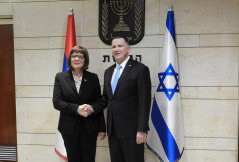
[146,143,164,162]
[146,143,184,162]
[55,147,68,162]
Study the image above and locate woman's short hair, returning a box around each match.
[67,45,89,71]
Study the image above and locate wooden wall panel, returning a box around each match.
[0,25,17,162]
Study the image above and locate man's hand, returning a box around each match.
[98,132,106,140]
[136,131,147,144]
[77,104,93,117]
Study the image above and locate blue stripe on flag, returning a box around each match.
[166,11,176,44]
[62,53,68,72]
[151,97,181,162]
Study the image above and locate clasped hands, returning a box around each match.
[77,104,93,117]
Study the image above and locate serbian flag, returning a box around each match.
[55,8,76,161]
[146,5,184,162]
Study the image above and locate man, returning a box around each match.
[81,37,151,162]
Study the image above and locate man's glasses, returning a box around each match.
[71,54,84,60]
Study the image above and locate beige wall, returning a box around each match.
[0,0,238,161]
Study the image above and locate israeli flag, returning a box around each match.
[146,5,184,162]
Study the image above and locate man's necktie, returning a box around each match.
[112,65,122,94]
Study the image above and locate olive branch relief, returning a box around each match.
[134,0,141,41]
[102,0,109,40]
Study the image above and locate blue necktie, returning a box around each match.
[112,65,122,94]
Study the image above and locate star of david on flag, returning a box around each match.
[146,5,184,162]
[157,63,179,101]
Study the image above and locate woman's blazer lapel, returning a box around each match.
[64,70,88,98]
[79,71,90,98]
[65,70,78,95]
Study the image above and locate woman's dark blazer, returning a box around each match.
[53,70,106,135]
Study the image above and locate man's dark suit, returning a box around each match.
[53,70,106,162]
[93,58,151,161]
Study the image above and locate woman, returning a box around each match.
[53,46,106,162]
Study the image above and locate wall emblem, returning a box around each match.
[99,0,145,45]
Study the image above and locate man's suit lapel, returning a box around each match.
[65,70,78,94]
[114,58,134,95]
[107,65,115,98]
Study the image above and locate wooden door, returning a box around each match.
[0,25,17,162]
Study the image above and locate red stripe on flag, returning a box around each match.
[64,14,77,58]
[55,148,68,162]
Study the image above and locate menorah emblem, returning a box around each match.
[110,0,133,32]
[99,0,145,45]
